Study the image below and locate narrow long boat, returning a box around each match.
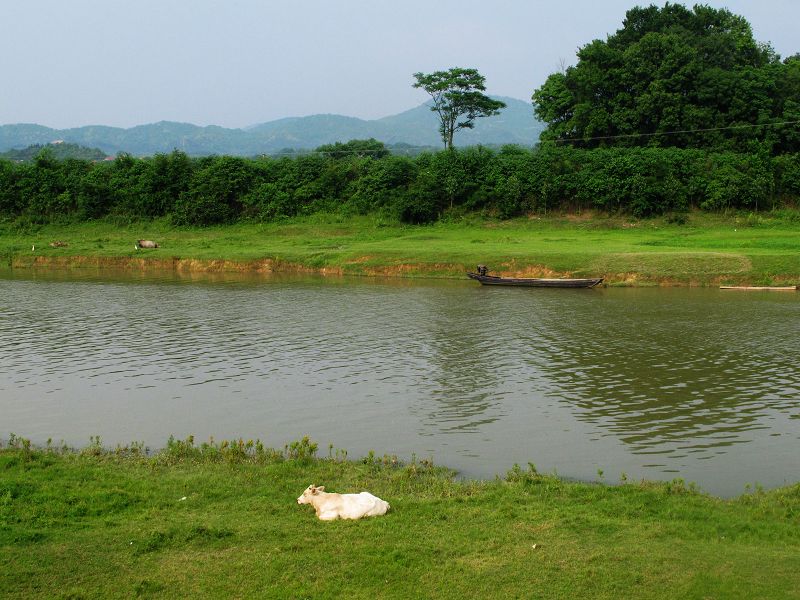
[467,272,604,288]
[720,285,798,291]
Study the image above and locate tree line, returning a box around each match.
[533,4,800,154]
[1,145,798,226]
[0,142,107,162]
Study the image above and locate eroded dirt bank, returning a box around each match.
[6,253,798,287]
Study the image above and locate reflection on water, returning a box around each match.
[526,293,800,464]
[415,291,508,434]
[1,267,799,496]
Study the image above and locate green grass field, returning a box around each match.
[2,437,799,599]
[2,211,799,285]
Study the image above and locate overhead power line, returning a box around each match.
[258,120,800,155]
[548,119,800,144]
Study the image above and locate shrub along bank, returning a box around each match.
[1,145,799,227]
[1,436,799,598]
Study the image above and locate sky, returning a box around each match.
[2,0,798,130]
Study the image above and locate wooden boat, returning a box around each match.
[467,271,604,288]
[720,285,798,291]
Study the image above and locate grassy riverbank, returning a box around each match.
[2,211,799,285]
[2,437,799,599]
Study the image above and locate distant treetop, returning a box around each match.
[0,142,107,162]
[314,138,389,159]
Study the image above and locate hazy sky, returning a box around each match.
[2,1,798,129]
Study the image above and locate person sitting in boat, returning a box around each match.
[476,265,488,276]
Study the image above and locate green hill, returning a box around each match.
[0,98,543,157]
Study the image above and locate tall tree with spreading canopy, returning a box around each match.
[413,68,506,150]
[532,3,798,153]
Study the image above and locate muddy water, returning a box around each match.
[1,267,798,496]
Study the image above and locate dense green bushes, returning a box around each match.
[533,5,800,155]
[0,145,797,225]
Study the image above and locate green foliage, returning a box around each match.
[156,435,282,465]
[413,68,506,149]
[533,4,799,154]
[173,156,253,225]
[138,150,194,217]
[284,436,318,462]
[505,462,548,485]
[347,155,418,215]
[0,146,798,224]
[0,143,107,162]
[75,164,112,219]
[242,182,296,220]
[315,138,390,159]
[774,153,800,199]
[702,153,773,211]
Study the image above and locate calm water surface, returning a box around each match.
[1,267,799,496]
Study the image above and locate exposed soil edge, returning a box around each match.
[7,253,798,287]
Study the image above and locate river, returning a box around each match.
[1,267,798,496]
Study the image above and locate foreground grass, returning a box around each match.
[2,437,799,599]
[2,210,799,285]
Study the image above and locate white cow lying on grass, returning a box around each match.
[296,485,390,521]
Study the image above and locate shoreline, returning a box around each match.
[2,433,794,500]
[2,432,797,501]
[2,214,799,287]
[6,253,800,288]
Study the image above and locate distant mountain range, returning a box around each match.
[0,97,544,157]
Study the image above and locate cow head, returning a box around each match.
[297,484,325,504]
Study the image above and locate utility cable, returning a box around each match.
[547,119,800,144]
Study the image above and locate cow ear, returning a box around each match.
[317,486,325,492]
